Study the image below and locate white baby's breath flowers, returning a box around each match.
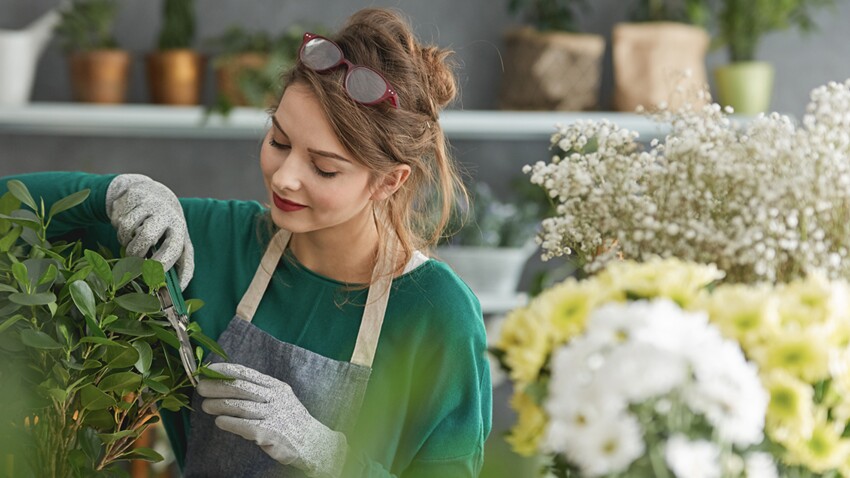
[526,79,850,284]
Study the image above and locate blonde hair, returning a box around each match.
[275,8,467,272]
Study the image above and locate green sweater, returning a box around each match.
[2,172,492,478]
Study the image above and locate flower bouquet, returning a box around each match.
[494,79,850,477]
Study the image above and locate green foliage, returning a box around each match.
[715,0,836,62]
[441,181,544,248]
[630,0,712,25]
[206,24,325,116]
[55,0,120,52]
[0,180,224,477]
[157,0,196,50]
[506,0,588,32]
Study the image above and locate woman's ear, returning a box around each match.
[371,165,411,201]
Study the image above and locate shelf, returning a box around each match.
[0,103,673,141]
[479,292,528,315]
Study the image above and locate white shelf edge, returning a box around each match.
[0,103,675,141]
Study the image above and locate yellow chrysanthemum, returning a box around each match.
[496,307,552,386]
[531,278,600,344]
[753,329,831,383]
[776,274,842,327]
[597,257,723,307]
[762,370,814,442]
[780,410,850,473]
[699,284,779,349]
[505,390,548,457]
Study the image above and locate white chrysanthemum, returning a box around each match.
[744,452,779,478]
[665,434,722,478]
[567,413,645,477]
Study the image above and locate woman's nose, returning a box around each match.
[272,155,304,191]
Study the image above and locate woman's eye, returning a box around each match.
[268,138,291,150]
[313,165,338,179]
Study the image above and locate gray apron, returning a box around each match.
[183,228,397,477]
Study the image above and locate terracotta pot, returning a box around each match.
[146,49,205,105]
[68,49,131,104]
[214,52,269,107]
[612,22,710,112]
[713,61,774,115]
[499,27,605,111]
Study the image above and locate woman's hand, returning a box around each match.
[105,174,194,290]
[197,362,348,478]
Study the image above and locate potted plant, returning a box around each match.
[500,0,606,111]
[612,0,712,112]
[436,182,542,299]
[0,181,225,476]
[206,25,313,115]
[55,0,131,104]
[713,0,836,114]
[146,0,205,105]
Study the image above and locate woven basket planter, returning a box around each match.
[612,22,710,112]
[499,27,605,111]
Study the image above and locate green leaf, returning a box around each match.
[98,429,137,444]
[185,298,205,315]
[82,359,103,370]
[0,314,26,335]
[198,365,235,380]
[143,377,170,394]
[113,256,144,288]
[101,314,119,327]
[114,292,161,314]
[48,189,90,219]
[117,447,164,463]
[133,341,153,374]
[0,283,18,293]
[148,323,180,349]
[107,318,154,337]
[79,336,119,347]
[80,384,116,410]
[37,263,58,287]
[0,225,22,253]
[0,190,21,216]
[142,259,166,289]
[105,343,140,369]
[9,291,56,306]
[84,250,112,286]
[11,262,28,290]
[82,409,114,430]
[46,387,68,402]
[67,265,92,284]
[6,180,37,211]
[191,329,228,360]
[78,427,104,464]
[0,212,40,229]
[70,280,97,320]
[99,371,142,394]
[20,329,63,349]
[158,394,188,412]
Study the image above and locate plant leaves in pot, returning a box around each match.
[0,180,225,476]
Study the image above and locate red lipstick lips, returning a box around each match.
[273,194,306,212]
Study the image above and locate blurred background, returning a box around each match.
[1,0,850,476]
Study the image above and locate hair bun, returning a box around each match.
[419,45,457,111]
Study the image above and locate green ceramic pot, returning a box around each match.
[713,61,774,115]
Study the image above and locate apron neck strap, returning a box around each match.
[235,227,397,368]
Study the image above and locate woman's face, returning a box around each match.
[260,83,376,235]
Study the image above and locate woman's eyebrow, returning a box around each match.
[271,114,352,163]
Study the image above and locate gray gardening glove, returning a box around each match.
[105,174,194,290]
[198,362,348,478]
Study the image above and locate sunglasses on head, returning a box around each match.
[299,32,400,109]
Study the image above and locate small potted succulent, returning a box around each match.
[500,0,605,111]
[436,182,542,298]
[146,0,205,105]
[55,0,131,104]
[0,181,225,476]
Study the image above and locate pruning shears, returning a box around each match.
[155,266,198,387]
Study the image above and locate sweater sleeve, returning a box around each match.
[0,172,120,251]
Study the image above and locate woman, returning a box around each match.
[2,7,491,478]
